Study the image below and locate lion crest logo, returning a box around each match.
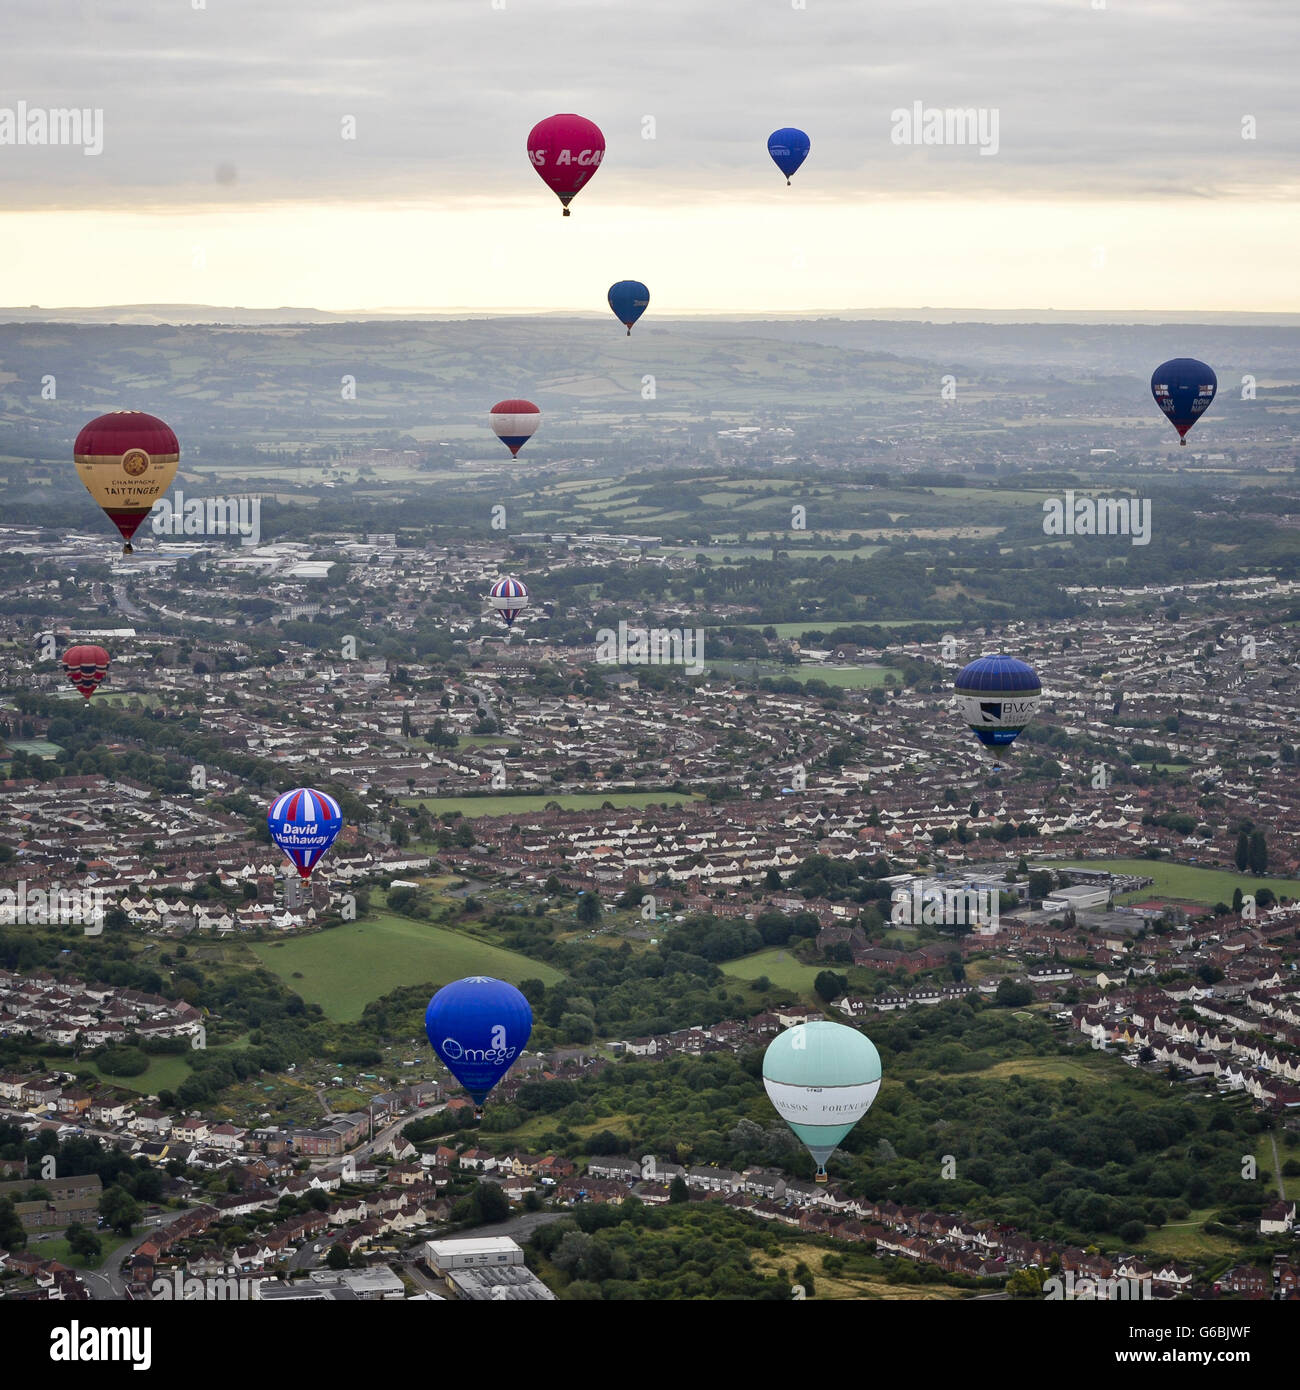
[121,449,150,476]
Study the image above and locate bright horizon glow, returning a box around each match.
[5,194,1297,315]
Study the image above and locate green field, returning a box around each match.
[3,739,62,759]
[251,912,562,1020]
[401,791,702,819]
[721,947,823,992]
[1047,858,1300,907]
[719,621,953,639]
[706,661,901,688]
[76,1053,198,1095]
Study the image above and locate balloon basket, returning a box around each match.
[122,543,133,555]
[562,208,570,217]
[815,1169,828,1184]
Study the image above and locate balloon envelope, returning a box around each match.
[489,399,540,458]
[527,114,605,214]
[954,654,1041,748]
[74,410,179,553]
[1151,358,1217,443]
[767,127,810,183]
[607,280,650,335]
[425,976,533,1108]
[267,787,343,879]
[62,645,110,700]
[763,1021,881,1179]
[489,576,529,626]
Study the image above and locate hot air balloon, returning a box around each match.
[74,410,179,554]
[1151,358,1217,445]
[267,788,343,880]
[763,1021,881,1182]
[425,976,533,1116]
[62,645,110,700]
[607,280,650,336]
[954,654,1041,749]
[527,114,605,216]
[489,399,540,458]
[489,576,529,627]
[767,127,810,184]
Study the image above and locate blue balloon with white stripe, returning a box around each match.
[953,654,1041,749]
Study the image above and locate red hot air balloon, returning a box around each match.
[527,114,605,216]
[74,410,180,554]
[62,645,110,700]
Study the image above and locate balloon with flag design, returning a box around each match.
[62,645,110,700]
[267,788,343,880]
[1150,358,1217,445]
[425,976,533,1115]
[489,575,529,627]
[763,1021,881,1182]
[489,399,540,459]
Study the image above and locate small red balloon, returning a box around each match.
[62,645,111,700]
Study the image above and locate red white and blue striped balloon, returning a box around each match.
[489,575,530,627]
[488,399,540,458]
[267,787,343,879]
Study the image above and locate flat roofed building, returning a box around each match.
[424,1235,524,1272]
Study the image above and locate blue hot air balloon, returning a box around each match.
[607,280,650,336]
[1150,358,1217,445]
[425,976,533,1115]
[953,654,1041,749]
[767,127,810,184]
[267,787,343,879]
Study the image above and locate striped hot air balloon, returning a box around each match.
[489,400,540,458]
[953,653,1041,749]
[62,645,110,700]
[74,410,179,554]
[267,788,343,880]
[489,576,529,627]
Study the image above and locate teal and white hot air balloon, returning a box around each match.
[762,1021,882,1183]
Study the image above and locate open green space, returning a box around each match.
[1138,1211,1244,1263]
[251,912,561,1021]
[76,1052,197,1095]
[706,661,900,688]
[721,947,823,992]
[401,791,702,818]
[1046,858,1300,907]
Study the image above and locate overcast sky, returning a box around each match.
[1,0,1296,312]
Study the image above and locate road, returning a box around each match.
[305,1100,448,1170]
[1268,1132,1286,1199]
[111,583,146,621]
[80,1208,194,1301]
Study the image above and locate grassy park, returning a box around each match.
[251,911,562,1021]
